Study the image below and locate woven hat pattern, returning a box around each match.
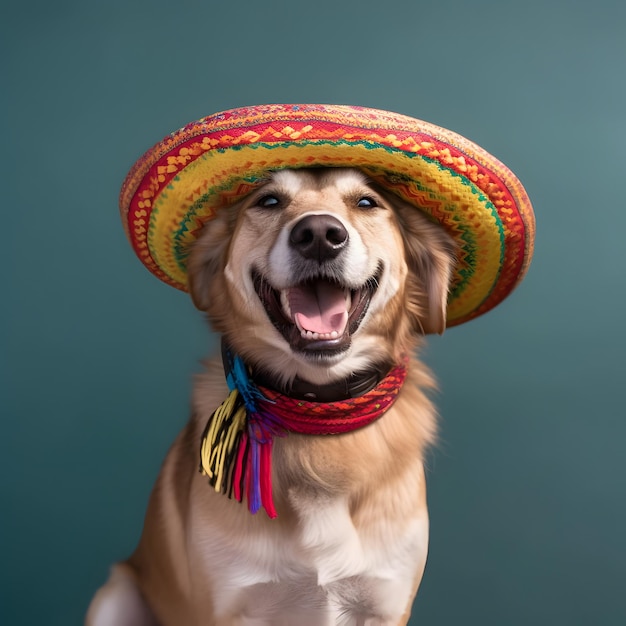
[120,104,534,327]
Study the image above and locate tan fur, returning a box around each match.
[87,168,456,625]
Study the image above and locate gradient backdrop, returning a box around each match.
[2,1,625,624]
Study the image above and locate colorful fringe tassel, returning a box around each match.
[199,352,281,518]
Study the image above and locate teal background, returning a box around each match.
[2,0,625,624]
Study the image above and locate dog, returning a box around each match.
[87,167,456,625]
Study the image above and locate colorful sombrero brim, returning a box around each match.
[120,104,535,328]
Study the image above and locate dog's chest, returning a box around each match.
[196,495,428,623]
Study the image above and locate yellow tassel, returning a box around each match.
[200,390,247,493]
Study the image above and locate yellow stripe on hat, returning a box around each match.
[147,141,505,324]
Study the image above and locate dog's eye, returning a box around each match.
[356,196,377,209]
[257,195,281,209]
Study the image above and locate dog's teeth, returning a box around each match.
[299,329,340,341]
[280,291,292,318]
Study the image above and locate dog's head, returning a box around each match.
[189,168,455,383]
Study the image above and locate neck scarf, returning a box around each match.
[199,350,407,518]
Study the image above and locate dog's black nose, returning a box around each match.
[289,214,349,262]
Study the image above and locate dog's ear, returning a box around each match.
[187,209,233,311]
[389,194,457,335]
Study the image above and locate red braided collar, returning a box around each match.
[257,362,408,435]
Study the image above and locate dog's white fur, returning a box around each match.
[87,168,456,625]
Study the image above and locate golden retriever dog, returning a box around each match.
[87,167,456,625]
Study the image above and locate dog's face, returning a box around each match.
[189,168,455,383]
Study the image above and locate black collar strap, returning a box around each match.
[221,340,392,403]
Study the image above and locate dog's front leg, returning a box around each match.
[289,490,366,585]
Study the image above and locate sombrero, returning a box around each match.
[120,104,535,328]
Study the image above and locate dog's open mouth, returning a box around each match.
[253,267,382,355]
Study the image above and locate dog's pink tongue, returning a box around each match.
[288,282,348,334]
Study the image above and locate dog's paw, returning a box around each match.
[328,576,409,626]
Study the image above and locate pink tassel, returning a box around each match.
[232,431,248,503]
[260,440,276,518]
